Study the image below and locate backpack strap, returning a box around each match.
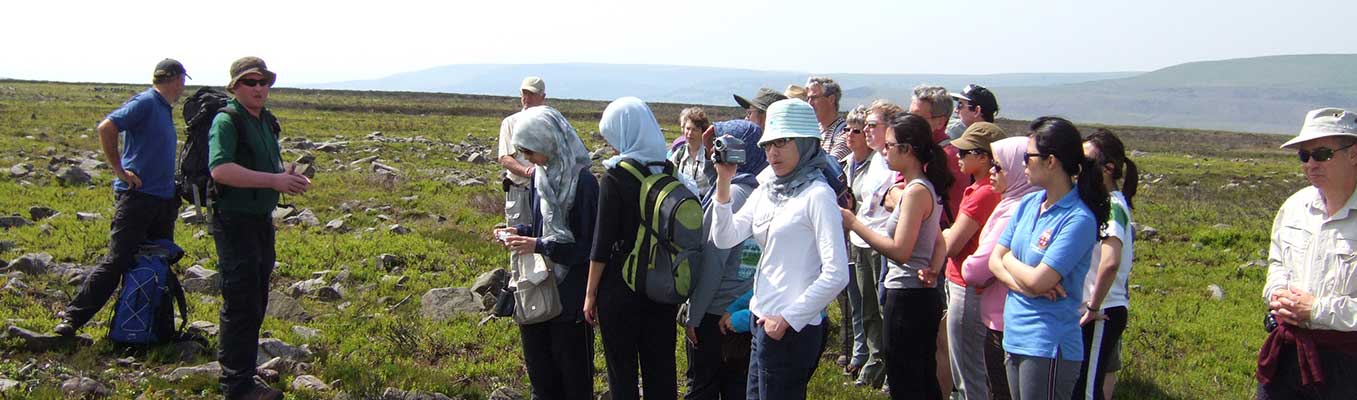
[166,271,190,337]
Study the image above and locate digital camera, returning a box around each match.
[713,135,746,164]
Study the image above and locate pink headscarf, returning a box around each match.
[961,136,1041,331]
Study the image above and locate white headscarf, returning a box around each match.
[599,97,668,170]
[511,106,591,245]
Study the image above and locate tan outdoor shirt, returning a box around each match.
[1264,185,1357,331]
[497,109,533,186]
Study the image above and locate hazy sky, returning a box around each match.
[4,0,1353,87]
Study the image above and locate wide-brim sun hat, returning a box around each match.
[227,56,277,94]
[1281,107,1357,148]
[758,99,821,145]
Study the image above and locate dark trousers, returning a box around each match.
[882,288,945,400]
[1256,346,1357,400]
[987,329,1013,400]
[521,319,595,400]
[211,211,276,397]
[64,191,178,327]
[747,319,824,400]
[685,313,751,400]
[1073,306,1127,400]
[597,287,679,400]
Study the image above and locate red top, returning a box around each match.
[946,177,999,286]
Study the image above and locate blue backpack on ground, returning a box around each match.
[109,239,189,345]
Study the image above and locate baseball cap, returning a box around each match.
[950,122,1007,153]
[950,84,998,114]
[521,76,545,94]
[153,58,190,80]
[733,88,788,111]
[1282,108,1357,149]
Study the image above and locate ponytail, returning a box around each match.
[921,143,955,212]
[1076,158,1111,239]
[1121,158,1139,209]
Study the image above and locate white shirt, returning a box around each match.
[848,152,895,249]
[1264,185,1357,331]
[711,175,850,331]
[1082,191,1135,309]
[497,108,533,186]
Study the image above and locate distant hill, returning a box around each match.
[306,54,1357,134]
[307,63,1136,110]
[996,54,1357,134]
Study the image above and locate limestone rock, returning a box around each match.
[0,215,30,229]
[55,166,92,186]
[7,253,52,275]
[166,362,221,381]
[60,377,110,398]
[291,375,331,392]
[28,206,57,221]
[420,288,483,321]
[266,291,311,322]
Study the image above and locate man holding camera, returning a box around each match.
[1257,108,1357,399]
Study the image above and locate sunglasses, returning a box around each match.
[761,138,792,150]
[845,128,864,135]
[883,142,906,151]
[237,78,272,88]
[1297,142,1355,163]
[955,102,977,111]
[990,164,1003,174]
[958,148,989,157]
[1022,152,1050,165]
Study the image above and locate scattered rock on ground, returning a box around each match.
[28,206,57,221]
[258,338,313,363]
[292,325,321,339]
[291,375,331,392]
[60,377,110,398]
[0,378,21,393]
[166,362,221,381]
[182,266,221,295]
[4,325,93,351]
[266,291,311,322]
[188,321,219,337]
[388,225,411,235]
[7,253,52,275]
[325,218,350,233]
[421,288,484,321]
[75,212,102,221]
[376,254,404,272]
[1208,284,1225,301]
[10,163,33,177]
[179,209,205,225]
[55,166,92,186]
[286,209,321,227]
[489,387,525,400]
[382,387,453,400]
[0,215,30,229]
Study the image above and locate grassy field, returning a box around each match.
[0,80,1301,399]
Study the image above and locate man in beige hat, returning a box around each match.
[1257,108,1357,399]
[208,56,307,400]
[497,77,551,281]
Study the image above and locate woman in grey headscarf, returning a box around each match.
[492,106,598,400]
[585,97,681,400]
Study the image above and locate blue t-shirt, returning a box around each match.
[105,88,177,199]
[998,189,1098,361]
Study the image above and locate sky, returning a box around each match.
[3,0,1354,87]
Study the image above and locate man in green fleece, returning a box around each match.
[207,56,310,400]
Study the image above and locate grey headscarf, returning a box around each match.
[511,106,591,245]
[767,137,832,203]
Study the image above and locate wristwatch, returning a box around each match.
[1085,302,1099,312]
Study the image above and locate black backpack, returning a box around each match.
[176,87,280,208]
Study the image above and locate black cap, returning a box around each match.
[950,84,997,115]
[153,58,190,80]
[733,87,788,111]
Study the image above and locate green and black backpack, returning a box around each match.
[612,158,704,304]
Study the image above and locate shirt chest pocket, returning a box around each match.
[1279,227,1313,268]
[1330,238,1357,292]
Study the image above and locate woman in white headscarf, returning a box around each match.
[710,99,850,400]
[492,106,598,400]
[584,97,680,400]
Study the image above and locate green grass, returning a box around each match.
[1,80,1300,399]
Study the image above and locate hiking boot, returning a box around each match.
[52,320,77,337]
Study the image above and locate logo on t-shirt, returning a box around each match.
[1037,229,1053,250]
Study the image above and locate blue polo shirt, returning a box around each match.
[105,88,177,199]
[998,189,1098,361]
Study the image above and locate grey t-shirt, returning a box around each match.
[882,178,942,289]
[685,182,757,326]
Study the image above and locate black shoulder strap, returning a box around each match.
[167,270,189,335]
[220,107,256,163]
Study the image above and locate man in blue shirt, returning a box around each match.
[55,59,189,336]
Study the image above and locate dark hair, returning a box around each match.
[1029,116,1109,239]
[892,113,954,210]
[1084,129,1139,209]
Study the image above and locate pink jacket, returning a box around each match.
[960,137,1039,331]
